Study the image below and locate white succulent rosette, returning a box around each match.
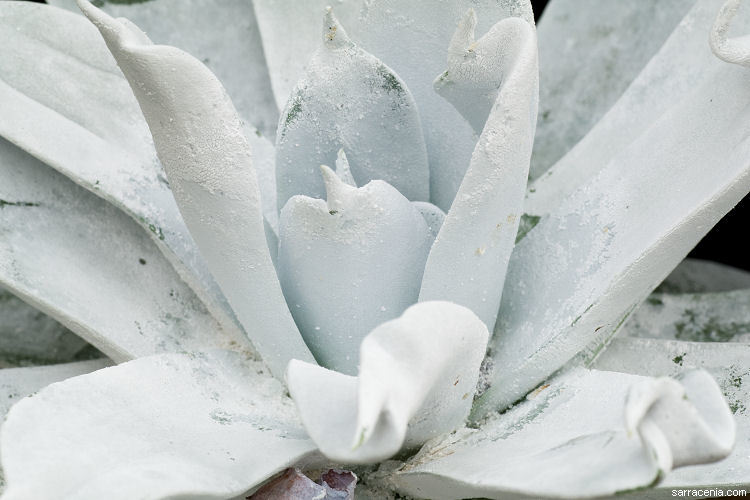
[0,0,748,498]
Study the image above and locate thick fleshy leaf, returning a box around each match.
[392,368,733,499]
[0,351,319,499]
[78,0,315,377]
[526,0,731,215]
[594,337,750,492]
[47,0,278,135]
[287,302,488,464]
[0,359,111,488]
[656,258,750,294]
[252,0,364,109]
[0,1,246,344]
[475,13,750,415]
[278,169,433,375]
[0,359,111,420]
[710,0,750,67]
[530,0,694,178]
[419,14,537,330]
[275,11,429,210]
[0,139,239,362]
[622,289,750,343]
[357,0,534,210]
[0,288,88,365]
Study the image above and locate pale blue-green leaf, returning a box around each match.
[531,0,694,178]
[275,11,429,210]
[476,47,750,415]
[593,337,750,494]
[710,0,750,67]
[0,351,319,500]
[252,0,364,109]
[0,359,111,421]
[278,170,433,375]
[46,0,278,136]
[393,368,733,499]
[0,359,111,489]
[0,1,246,346]
[357,0,533,210]
[420,15,537,330]
[0,139,240,362]
[411,201,445,243]
[78,0,315,377]
[287,302,488,464]
[622,289,750,343]
[657,258,750,294]
[527,0,732,215]
[0,288,89,365]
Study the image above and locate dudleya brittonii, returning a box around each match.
[0,0,749,498]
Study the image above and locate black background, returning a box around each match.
[21,0,749,271]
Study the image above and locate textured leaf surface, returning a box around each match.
[357,0,533,210]
[287,302,488,464]
[656,258,750,294]
[393,368,733,499]
[0,1,245,344]
[527,0,732,215]
[79,1,315,377]
[0,359,111,490]
[46,0,278,135]
[0,351,319,500]
[0,360,111,421]
[622,289,750,343]
[278,168,433,375]
[531,0,694,178]
[420,15,537,330]
[252,0,364,109]
[275,11,429,210]
[0,139,236,362]
[0,288,88,365]
[476,20,750,414]
[594,337,750,493]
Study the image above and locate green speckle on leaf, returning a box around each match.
[329,210,338,215]
[377,64,404,95]
[0,199,39,209]
[672,354,685,366]
[674,308,749,342]
[352,428,367,450]
[281,92,304,136]
[147,223,165,241]
[730,400,746,415]
[515,214,541,243]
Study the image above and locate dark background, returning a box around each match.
[21,0,749,271]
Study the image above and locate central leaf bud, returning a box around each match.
[277,160,436,374]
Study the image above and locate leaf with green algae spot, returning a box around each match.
[0,199,39,209]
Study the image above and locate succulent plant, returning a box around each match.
[0,0,749,498]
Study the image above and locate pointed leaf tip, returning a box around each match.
[319,163,356,212]
[323,6,351,48]
[448,8,478,64]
